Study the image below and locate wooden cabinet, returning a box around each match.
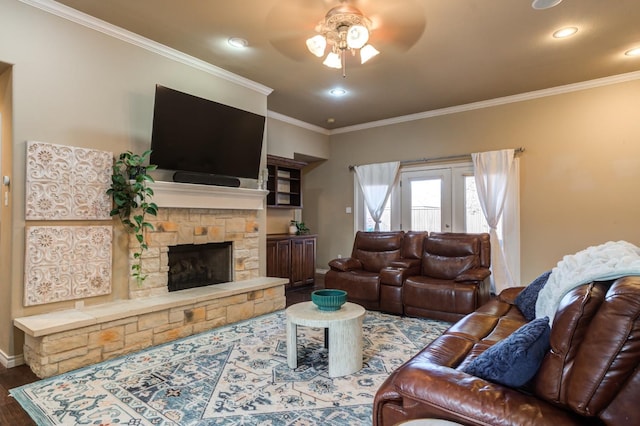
[266,155,307,208]
[267,234,316,287]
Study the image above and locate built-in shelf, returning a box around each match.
[267,155,307,208]
[149,181,268,210]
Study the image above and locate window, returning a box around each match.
[355,162,489,234]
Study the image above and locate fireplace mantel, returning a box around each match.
[149,181,268,210]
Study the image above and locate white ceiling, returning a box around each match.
[53,0,640,130]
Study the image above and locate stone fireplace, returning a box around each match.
[126,180,269,299]
[130,206,260,299]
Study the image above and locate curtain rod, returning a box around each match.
[348,147,525,170]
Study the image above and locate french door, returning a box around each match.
[400,164,489,233]
[400,168,452,232]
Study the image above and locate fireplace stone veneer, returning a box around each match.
[131,207,260,299]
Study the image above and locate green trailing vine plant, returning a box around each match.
[106,150,158,286]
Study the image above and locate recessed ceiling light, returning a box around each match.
[625,47,640,57]
[553,27,578,38]
[228,37,248,48]
[329,88,347,97]
[532,0,563,10]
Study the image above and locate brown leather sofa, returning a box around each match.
[373,276,640,426]
[401,232,492,322]
[325,231,426,311]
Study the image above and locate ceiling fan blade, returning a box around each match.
[265,0,331,61]
[366,0,426,51]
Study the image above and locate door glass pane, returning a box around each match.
[410,179,441,232]
[465,176,490,233]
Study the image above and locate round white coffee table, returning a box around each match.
[286,301,365,378]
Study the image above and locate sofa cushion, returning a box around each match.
[514,270,551,321]
[421,235,479,279]
[352,231,404,272]
[462,316,551,387]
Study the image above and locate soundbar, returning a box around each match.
[173,171,241,187]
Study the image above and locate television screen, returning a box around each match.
[150,85,265,180]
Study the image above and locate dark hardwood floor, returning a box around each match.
[0,364,38,426]
[0,278,323,425]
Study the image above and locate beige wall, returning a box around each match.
[0,65,14,362]
[266,117,329,161]
[305,79,640,285]
[0,0,268,359]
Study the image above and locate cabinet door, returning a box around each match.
[267,239,291,281]
[291,237,316,287]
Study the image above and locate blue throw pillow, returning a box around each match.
[514,271,551,321]
[462,316,551,387]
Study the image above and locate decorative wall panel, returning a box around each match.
[25,141,112,220]
[24,226,113,306]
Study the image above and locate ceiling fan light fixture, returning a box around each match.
[323,51,343,69]
[306,35,327,57]
[360,44,379,64]
[346,25,369,49]
[307,4,377,76]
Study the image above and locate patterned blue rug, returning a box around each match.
[11,310,449,425]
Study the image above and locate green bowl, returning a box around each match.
[311,289,348,311]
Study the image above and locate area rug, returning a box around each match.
[11,310,450,425]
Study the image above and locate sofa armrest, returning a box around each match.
[389,259,421,269]
[387,363,586,426]
[380,260,422,287]
[453,267,490,282]
[328,257,363,272]
[499,286,525,304]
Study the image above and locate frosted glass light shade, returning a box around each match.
[323,52,342,68]
[347,25,369,49]
[306,35,327,57]
[360,44,379,64]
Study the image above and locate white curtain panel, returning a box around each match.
[502,157,521,287]
[472,149,517,293]
[354,161,400,231]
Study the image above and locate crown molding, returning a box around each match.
[267,111,330,135]
[330,70,640,134]
[20,0,273,96]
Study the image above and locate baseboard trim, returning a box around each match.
[0,349,25,368]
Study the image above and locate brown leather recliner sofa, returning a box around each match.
[325,231,427,311]
[373,276,640,426]
[326,231,491,320]
[390,232,491,321]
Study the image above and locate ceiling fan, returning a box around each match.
[265,0,427,63]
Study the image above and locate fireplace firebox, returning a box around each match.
[167,242,232,292]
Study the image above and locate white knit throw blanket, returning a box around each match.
[536,240,640,325]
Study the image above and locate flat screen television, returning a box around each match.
[150,85,265,184]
